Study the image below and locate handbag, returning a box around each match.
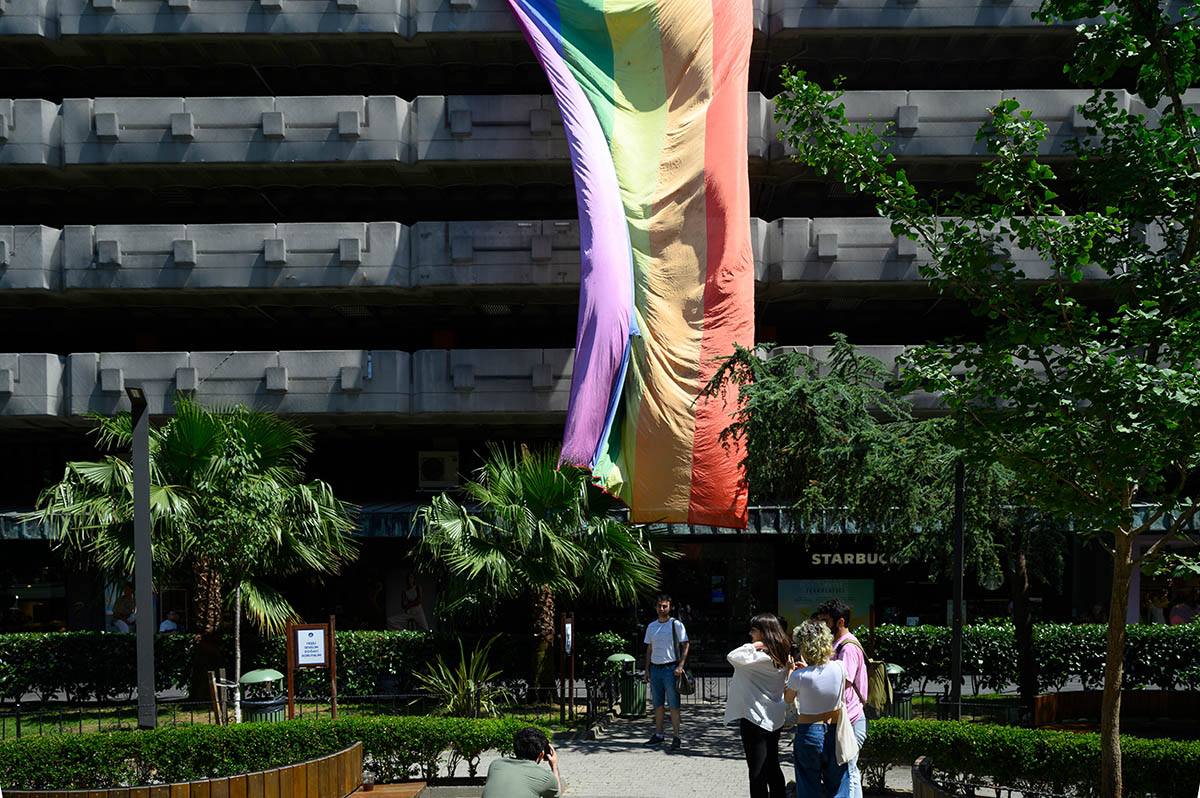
[671,618,696,695]
[834,660,860,766]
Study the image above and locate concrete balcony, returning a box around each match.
[0,344,1018,422]
[411,348,572,416]
[62,222,408,290]
[57,0,407,37]
[413,95,568,163]
[4,90,1192,180]
[0,99,60,166]
[767,0,1054,34]
[0,354,65,419]
[14,0,1173,41]
[0,225,59,290]
[410,0,513,36]
[67,350,411,416]
[770,88,1116,160]
[61,96,412,167]
[410,219,579,288]
[0,217,1119,297]
[0,0,55,36]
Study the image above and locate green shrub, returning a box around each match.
[250,629,439,697]
[0,633,194,702]
[862,717,1200,798]
[867,623,1200,694]
[578,631,631,681]
[0,715,539,789]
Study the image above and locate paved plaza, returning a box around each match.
[467,703,911,798]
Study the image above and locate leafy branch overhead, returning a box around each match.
[772,2,1199,795]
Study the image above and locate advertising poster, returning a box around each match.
[777,579,874,631]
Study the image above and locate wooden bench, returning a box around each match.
[6,742,364,798]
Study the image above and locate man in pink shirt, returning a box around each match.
[815,599,868,798]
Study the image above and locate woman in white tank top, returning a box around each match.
[784,621,850,798]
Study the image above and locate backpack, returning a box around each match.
[836,638,894,720]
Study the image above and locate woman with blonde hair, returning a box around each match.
[784,620,850,798]
[725,614,793,798]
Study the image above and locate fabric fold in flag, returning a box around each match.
[507,0,754,528]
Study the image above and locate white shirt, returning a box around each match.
[643,618,687,664]
[787,660,846,715]
[158,619,179,633]
[724,643,788,731]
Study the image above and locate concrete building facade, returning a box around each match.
[2,0,1163,633]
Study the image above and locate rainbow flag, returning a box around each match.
[506,0,754,527]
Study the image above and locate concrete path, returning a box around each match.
[468,703,912,798]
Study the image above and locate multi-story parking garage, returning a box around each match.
[4,0,1173,638]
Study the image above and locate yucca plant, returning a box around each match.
[413,635,511,717]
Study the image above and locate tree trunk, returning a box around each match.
[189,559,224,698]
[193,558,223,633]
[1100,530,1134,798]
[1008,547,1038,721]
[233,584,242,723]
[531,587,556,690]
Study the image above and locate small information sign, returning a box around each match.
[296,627,327,667]
[286,617,338,721]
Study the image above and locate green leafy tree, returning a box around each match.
[773,2,1200,794]
[30,398,357,706]
[417,444,667,687]
[702,337,1064,713]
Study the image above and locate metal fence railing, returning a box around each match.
[0,700,231,740]
[0,681,619,740]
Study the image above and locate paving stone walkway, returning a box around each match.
[470,702,912,798]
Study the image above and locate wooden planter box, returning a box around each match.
[5,742,363,798]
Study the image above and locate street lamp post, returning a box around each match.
[950,459,964,722]
[127,385,156,730]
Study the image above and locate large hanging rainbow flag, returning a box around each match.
[505,0,754,527]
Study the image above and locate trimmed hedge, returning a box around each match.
[0,715,538,789]
[0,633,194,701]
[868,622,1200,694]
[0,629,634,701]
[250,630,439,697]
[861,718,1200,798]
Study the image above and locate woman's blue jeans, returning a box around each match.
[792,722,850,798]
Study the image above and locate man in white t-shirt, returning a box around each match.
[158,610,182,633]
[642,592,688,751]
[816,598,868,798]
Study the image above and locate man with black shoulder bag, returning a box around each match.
[642,592,689,751]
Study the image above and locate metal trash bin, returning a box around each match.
[240,668,287,723]
[607,653,646,718]
[885,664,912,720]
[890,689,913,720]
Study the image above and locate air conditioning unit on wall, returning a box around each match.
[418,451,460,489]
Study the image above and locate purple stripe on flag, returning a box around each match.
[505,0,634,468]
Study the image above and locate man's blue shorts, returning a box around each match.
[648,662,680,709]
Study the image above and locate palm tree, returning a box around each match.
[29,398,357,711]
[417,443,667,687]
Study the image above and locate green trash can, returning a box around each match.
[885,664,912,720]
[607,654,646,718]
[240,668,287,723]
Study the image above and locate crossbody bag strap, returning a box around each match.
[670,618,680,663]
[836,639,868,706]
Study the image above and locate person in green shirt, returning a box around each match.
[481,727,561,798]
